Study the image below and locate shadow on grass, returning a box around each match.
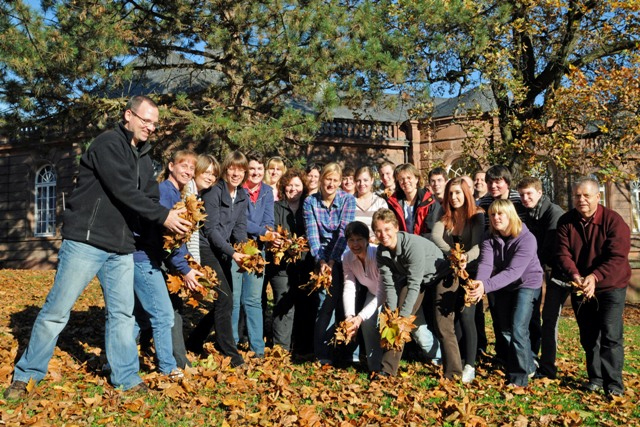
[9,305,106,368]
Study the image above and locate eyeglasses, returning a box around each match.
[129,109,159,129]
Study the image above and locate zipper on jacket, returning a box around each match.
[86,198,102,241]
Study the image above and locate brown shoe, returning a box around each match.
[3,381,29,399]
[126,382,150,393]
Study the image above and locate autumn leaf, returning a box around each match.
[260,226,309,266]
[300,268,332,296]
[166,255,219,307]
[233,240,268,276]
[163,194,207,252]
[378,306,417,351]
[329,319,355,347]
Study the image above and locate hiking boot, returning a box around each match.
[3,381,29,399]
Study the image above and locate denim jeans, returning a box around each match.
[232,267,265,356]
[539,280,571,378]
[133,258,177,374]
[13,240,142,390]
[571,287,626,394]
[314,263,344,364]
[493,287,541,386]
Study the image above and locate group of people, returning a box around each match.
[4,96,631,400]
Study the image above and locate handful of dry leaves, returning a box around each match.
[166,255,219,307]
[259,225,309,266]
[378,306,417,352]
[233,240,267,276]
[570,277,594,300]
[163,194,207,251]
[449,243,477,307]
[329,319,356,347]
[300,267,333,296]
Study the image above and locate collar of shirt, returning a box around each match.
[244,182,261,204]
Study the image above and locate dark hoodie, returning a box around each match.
[62,122,169,254]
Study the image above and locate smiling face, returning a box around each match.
[488,177,509,199]
[124,100,159,145]
[267,164,284,185]
[247,160,265,188]
[573,182,601,219]
[379,165,395,190]
[373,219,399,250]
[225,165,246,189]
[168,156,197,190]
[489,210,510,235]
[429,174,447,201]
[307,169,320,192]
[448,184,466,210]
[396,170,419,199]
[356,171,373,197]
[518,186,543,209]
[341,175,355,194]
[321,172,341,200]
[474,172,487,196]
[346,234,368,258]
[284,176,304,203]
[195,163,216,192]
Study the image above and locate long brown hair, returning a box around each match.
[440,177,478,230]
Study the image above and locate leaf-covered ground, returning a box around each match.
[0,269,639,426]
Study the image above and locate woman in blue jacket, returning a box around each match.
[469,199,543,387]
[231,154,274,357]
[185,151,250,367]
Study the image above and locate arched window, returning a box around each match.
[35,165,57,236]
[447,157,481,180]
[631,179,640,233]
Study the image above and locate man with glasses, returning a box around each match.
[4,95,191,399]
[555,177,631,399]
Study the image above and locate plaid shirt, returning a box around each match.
[303,190,356,262]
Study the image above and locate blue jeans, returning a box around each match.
[232,268,265,356]
[493,287,541,386]
[571,287,626,393]
[133,258,177,374]
[13,240,142,390]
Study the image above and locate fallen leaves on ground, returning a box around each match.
[1,270,639,426]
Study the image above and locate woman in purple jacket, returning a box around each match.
[468,199,542,387]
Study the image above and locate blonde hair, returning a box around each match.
[160,149,197,181]
[320,162,342,182]
[487,199,522,237]
[195,154,220,179]
[371,208,399,230]
[264,156,287,185]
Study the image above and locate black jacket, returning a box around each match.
[62,123,169,254]
[523,195,564,267]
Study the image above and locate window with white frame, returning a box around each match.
[35,165,57,236]
[631,179,640,233]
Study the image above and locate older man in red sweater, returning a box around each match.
[555,177,631,398]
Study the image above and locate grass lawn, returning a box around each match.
[0,269,638,426]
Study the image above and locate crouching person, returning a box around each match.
[372,209,448,377]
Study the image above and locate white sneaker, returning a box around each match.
[462,364,475,384]
[167,368,184,380]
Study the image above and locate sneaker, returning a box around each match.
[3,381,29,399]
[462,365,475,384]
[584,382,603,392]
[606,389,624,399]
[167,368,184,381]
